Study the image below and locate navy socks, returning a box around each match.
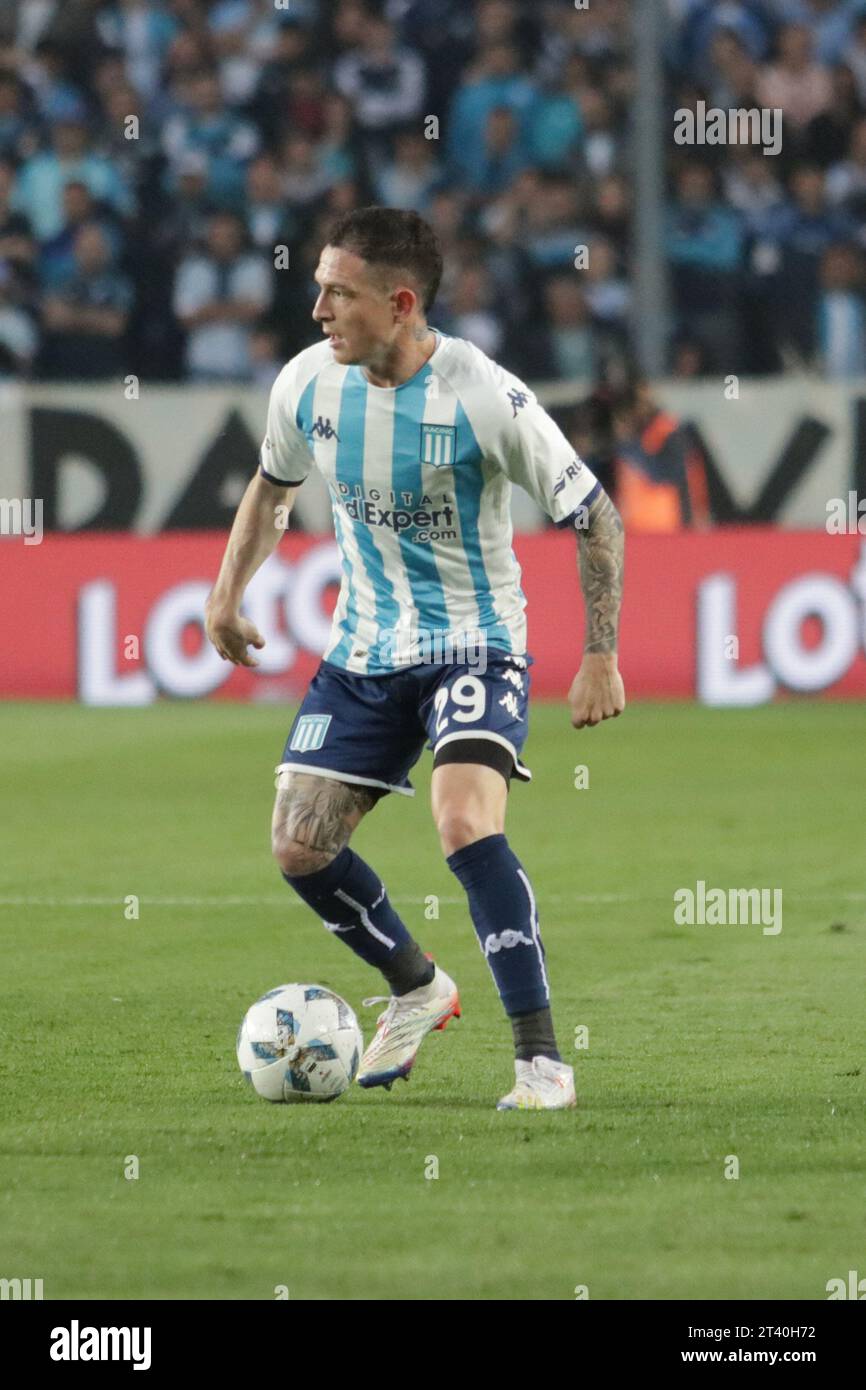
[447,833,551,1017]
[282,847,433,994]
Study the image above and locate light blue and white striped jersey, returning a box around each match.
[259,329,600,674]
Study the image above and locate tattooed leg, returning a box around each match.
[271,772,377,876]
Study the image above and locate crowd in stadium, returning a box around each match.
[0,0,865,390]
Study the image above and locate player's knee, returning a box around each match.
[436,808,494,858]
[271,831,334,879]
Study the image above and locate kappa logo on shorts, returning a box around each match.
[420,423,456,467]
[289,714,332,753]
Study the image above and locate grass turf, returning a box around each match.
[0,698,863,1300]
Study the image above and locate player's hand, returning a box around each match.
[568,653,625,728]
[204,605,266,667]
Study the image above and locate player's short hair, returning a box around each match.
[325,206,443,315]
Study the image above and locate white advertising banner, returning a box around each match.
[1,376,864,531]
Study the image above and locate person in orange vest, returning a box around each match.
[610,380,710,531]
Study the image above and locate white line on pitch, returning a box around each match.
[0,893,864,908]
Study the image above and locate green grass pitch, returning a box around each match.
[0,698,863,1301]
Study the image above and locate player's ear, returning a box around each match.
[392,286,417,321]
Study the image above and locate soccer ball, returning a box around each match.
[236,984,363,1103]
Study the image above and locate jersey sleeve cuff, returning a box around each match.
[259,464,304,487]
[554,480,602,528]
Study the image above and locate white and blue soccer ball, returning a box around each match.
[236,984,363,1103]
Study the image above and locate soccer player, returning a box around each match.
[205,207,625,1111]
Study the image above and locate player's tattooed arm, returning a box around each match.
[273,773,377,873]
[567,485,625,727]
[577,485,624,655]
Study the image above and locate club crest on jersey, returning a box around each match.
[420,423,456,467]
[289,714,332,752]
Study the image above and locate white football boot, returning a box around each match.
[356,963,460,1090]
[496,1056,576,1111]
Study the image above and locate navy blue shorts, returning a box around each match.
[275,651,533,798]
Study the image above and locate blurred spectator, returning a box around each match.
[579,235,630,329]
[373,125,444,211]
[666,162,744,370]
[826,114,866,220]
[446,41,537,189]
[524,54,584,173]
[766,1,858,68]
[314,92,364,187]
[149,25,213,128]
[173,210,273,381]
[706,27,760,109]
[0,70,41,162]
[279,132,333,210]
[249,320,282,389]
[13,107,133,241]
[844,14,866,105]
[282,69,328,142]
[804,62,865,167]
[98,78,163,205]
[676,1,772,85]
[439,261,503,357]
[161,66,260,209]
[592,173,631,260]
[153,149,211,259]
[96,0,179,101]
[611,381,710,532]
[816,241,866,378]
[472,105,528,199]
[250,17,316,146]
[38,221,133,380]
[723,148,786,238]
[517,274,619,384]
[206,0,280,107]
[0,156,36,299]
[38,179,106,291]
[0,0,863,390]
[20,39,86,126]
[756,22,833,132]
[670,335,711,379]
[524,175,590,273]
[570,82,620,180]
[333,15,426,151]
[246,154,297,252]
[0,260,38,378]
[763,164,856,359]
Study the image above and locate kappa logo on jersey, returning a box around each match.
[498,691,521,719]
[289,713,332,752]
[420,423,456,467]
[483,928,534,956]
[308,416,339,442]
[507,388,529,417]
[553,458,585,497]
